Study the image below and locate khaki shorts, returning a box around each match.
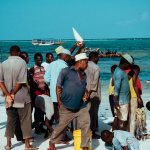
[115,104,129,121]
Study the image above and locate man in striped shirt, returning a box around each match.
[29,53,49,134]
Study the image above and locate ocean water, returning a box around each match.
[0,39,150,110]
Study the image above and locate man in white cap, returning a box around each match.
[55,46,64,55]
[44,49,71,125]
[48,53,91,150]
[113,53,134,131]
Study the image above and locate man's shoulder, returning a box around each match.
[60,67,75,77]
[3,56,25,64]
[41,62,46,65]
[2,59,8,65]
[88,61,100,70]
[49,59,59,66]
[114,67,124,75]
[61,67,70,72]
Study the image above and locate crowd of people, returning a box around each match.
[0,42,148,150]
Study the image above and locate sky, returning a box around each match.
[0,0,150,40]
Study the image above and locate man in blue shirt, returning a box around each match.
[44,49,71,124]
[101,130,139,150]
[113,54,133,130]
[48,53,91,150]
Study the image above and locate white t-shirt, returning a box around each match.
[41,62,50,72]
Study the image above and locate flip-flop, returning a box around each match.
[24,146,38,150]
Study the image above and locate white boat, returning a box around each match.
[146,80,150,83]
[32,39,54,46]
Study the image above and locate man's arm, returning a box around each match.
[69,42,78,54]
[132,73,143,108]
[76,43,85,55]
[70,42,85,55]
[10,83,22,95]
[56,69,65,107]
[0,82,14,108]
[56,86,62,107]
[114,71,122,109]
[0,82,10,96]
[0,64,13,107]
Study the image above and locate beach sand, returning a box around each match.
[1,89,150,150]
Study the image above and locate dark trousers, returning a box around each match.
[109,95,115,117]
[89,97,100,132]
[34,107,45,127]
[49,102,59,125]
[15,115,23,141]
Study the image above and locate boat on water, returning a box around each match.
[32,39,64,46]
[83,48,122,58]
[53,41,64,45]
[98,53,121,58]
[32,39,54,46]
[146,80,150,83]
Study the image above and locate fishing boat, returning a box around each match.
[146,80,150,83]
[53,39,64,45]
[32,39,54,46]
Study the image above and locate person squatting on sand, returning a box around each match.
[113,54,133,131]
[101,130,140,150]
[48,53,91,150]
[35,94,54,138]
[0,45,35,150]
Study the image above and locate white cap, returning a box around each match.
[75,53,88,62]
[55,46,64,55]
[122,53,134,64]
[60,49,71,56]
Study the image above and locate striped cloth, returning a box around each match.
[33,65,45,90]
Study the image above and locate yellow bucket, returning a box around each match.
[73,130,92,150]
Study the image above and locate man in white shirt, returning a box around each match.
[42,53,54,71]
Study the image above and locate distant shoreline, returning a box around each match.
[0,38,150,42]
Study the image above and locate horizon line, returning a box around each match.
[0,37,150,41]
